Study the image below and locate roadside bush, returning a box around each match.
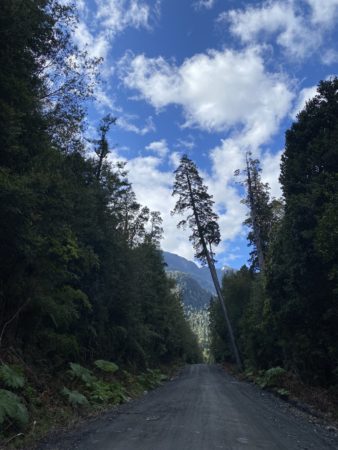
[94,360,119,374]
[137,369,167,390]
[0,364,25,389]
[61,388,89,407]
[0,389,29,427]
[257,367,287,388]
[68,363,95,385]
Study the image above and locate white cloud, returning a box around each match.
[108,135,284,264]
[108,152,195,260]
[95,0,151,33]
[169,151,181,168]
[193,0,215,10]
[224,1,321,59]
[117,45,296,261]
[321,49,338,65]
[119,47,293,141]
[117,115,155,135]
[291,85,318,118]
[74,21,110,60]
[146,139,169,156]
[261,150,283,198]
[74,1,161,63]
[206,138,247,247]
[222,0,338,59]
[175,137,195,150]
[307,0,338,25]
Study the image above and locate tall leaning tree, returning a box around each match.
[172,155,242,369]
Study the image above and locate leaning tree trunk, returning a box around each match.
[205,249,243,370]
[186,174,243,370]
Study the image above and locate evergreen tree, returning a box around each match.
[266,78,338,383]
[172,155,242,369]
[0,0,199,375]
[236,154,279,272]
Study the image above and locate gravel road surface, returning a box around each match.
[39,364,338,450]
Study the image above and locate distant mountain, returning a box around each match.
[163,251,233,309]
[163,251,232,294]
[167,271,212,309]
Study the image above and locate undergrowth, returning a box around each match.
[0,359,172,449]
[240,365,338,421]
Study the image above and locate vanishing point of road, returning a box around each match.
[39,364,338,450]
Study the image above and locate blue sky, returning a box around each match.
[74,0,338,269]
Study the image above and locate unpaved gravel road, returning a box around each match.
[39,364,338,450]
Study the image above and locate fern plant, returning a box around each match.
[89,380,127,404]
[137,369,167,390]
[68,363,95,385]
[61,387,89,407]
[94,360,119,374]
[0,389,29,427]
[0,364,25,389]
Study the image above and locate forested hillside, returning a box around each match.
[0,1,200,445]
[210,79,338,388]
[163,250,232,295]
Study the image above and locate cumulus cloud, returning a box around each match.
[169,151,182,168]
[119,47,293,141]
[72,1,162,121]
[74,1,161,66]
[108,151,195,260]
[117,45,297,261]
[206,139,248,246]
[146,139,169,157]
[222,0,338,59]
[108,135,285,265]
[307,0,338,25]
[261,150,283,198]
[291,84,318,119]
[321,49,338,65]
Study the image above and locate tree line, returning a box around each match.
[209,78,338,387]
[0,0,201,373]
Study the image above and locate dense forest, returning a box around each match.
[0,0,200,443]
[210,78,338,388]
[1,0,338,446]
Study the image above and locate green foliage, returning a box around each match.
[172,154,220,264]
[0,364,25,389]
[209,266,254,363]
[256,367,286,389]
[238,155,280,272]
[0,389,29,427]
[89,380,127,404]
[66,362,127,405]
[276,388,289,398]
[266,78,338,384]
[211,79,338,388]
[61,388,89,407]
[94,360,119,374]
[137,369,167,390]
[0,0,203,443]
[68,363,95,385]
